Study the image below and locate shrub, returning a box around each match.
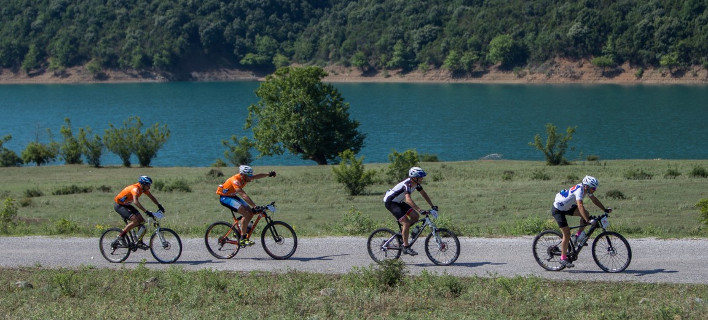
[565,174,580,183]
[159,179,192,192]
[502,170,514,181]
[386,149,419,183]
[624,168,653,180]
[53,185,93,195]
[222,135,255,166]
[53,218,79,235]
[420,153,440,162]
[697,199,708,227]
[24,188,43,197]
[0,198,18,232]
[97,185,112,192]
[0,135,23,167]
[211,159,227,167]
[529,123,576,166]
[206,168,224,178]
[334,206,375,235]
[332,149,377,196]
[664,167,682,179]
[689,166,708,178]
[531,169,550,180]
[606,189,626,200]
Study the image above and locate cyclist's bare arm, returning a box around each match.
[419,189,435,209]
[404,193,423,214]
[235,189,257,208]
[575,199,591,222]
[588,194,609,212]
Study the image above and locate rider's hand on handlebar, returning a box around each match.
[253,206,265,212]
[604,207,612,213]
[157,204,165,212]
[431,205,439,211]
[145,210,154,217]
[269,171,276,177]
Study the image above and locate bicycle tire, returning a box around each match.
[366,228,401,263]
[205,221,240,259]
[150,228,182,263]
[261,221,297,260]
[591,231,632,273]
[424,228,460,266]
[532,230,565,271]
[99,227,130,263]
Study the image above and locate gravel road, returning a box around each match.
[1,236,705,284]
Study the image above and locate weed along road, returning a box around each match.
[1,236,706,284]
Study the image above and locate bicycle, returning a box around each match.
[205,202,297,260]
[532,211,632,272]
[367,210,460,266]
[99,210,182,264]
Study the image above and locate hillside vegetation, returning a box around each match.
[1,0,707,80]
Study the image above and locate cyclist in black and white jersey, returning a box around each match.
[383,167,437,256]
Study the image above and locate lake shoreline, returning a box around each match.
[2,59,707,85]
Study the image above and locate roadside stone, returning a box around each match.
[15,281,33,289]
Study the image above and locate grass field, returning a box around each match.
[2,262,707,319]
[1,159,707,238]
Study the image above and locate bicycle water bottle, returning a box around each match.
[247,221,253,233]
[411,225,421,238]
[136,224,146,241]
[577,231,587,246]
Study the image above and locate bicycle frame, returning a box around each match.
[382,212,438,250]
[123,211,166,250]
[567,213,611,257]
[224,202,276,245]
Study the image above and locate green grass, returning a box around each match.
[2,264,707,319]
[1,159,708,238]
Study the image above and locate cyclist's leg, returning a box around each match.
[114,204,143,237]
[551,207,572,259]
[220,196,250,240]
[385,202,409,243]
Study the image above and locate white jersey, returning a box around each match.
[553,183,586,210]
[383,178,422,203]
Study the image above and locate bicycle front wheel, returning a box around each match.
[424,228,460,266]
[532,230,565,271]
[150,228,182,263]
[205,221,240,259]
[366,228,401,263]
[99,227,130,263]
[592,231,632,273]
[260,221,297,260]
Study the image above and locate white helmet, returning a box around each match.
[582,175,599,188]
[239,165,254,177]
[408,166,427,178]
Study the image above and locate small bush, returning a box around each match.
[664,168,681,179]
[160,179,192,192]
[386,149,419,183]
[689,166,708,178]
[53,185,93,195]
[373,259,408,290]
[502,170,514,181]
[24,188,43,197]
[206,168,224,178]
[97,185,112,192]
[334,206,375,235]
[211,159,227,167]
[332,150,377,196]
[697,199,708,226]
[531,169,550,181]
[565,174,580,183]
[586,155,600,161]
[19,198,33,207]
[0,198,18,232]
[606,189,626,200]
[420,153,440,162]
[624,168,653,180]
[52,218,80,235]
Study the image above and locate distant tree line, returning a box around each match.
[1,0,706,77]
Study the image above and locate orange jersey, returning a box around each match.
[114,183,150,205]
[216,174,249,196]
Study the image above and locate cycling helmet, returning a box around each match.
[138,176,153,185]
[582,175,599,188]
[408,166,427,178]
[239,165,254,177]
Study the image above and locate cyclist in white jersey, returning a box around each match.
[551,175,612,268]
[383,167,437,256]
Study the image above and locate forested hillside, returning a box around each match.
[1,0,706,79]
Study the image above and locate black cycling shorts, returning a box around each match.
[551,205,578,228]
[385,201,414,222]
[114,203,140,221]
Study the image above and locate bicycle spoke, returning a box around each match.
[367,228,401,263]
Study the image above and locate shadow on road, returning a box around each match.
[409,261,505,268]
[626,268,679,276]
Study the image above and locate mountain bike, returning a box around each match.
[99,210,182,264]
[532,211,631,272]
[205,202,297,260]
[367,210,460,266]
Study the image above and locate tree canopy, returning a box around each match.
[246,66,365,165]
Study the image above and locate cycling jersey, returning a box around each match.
[114,183,150,205]
[553,183,586,210]
[216,174,249,196]
[383,178,423,203]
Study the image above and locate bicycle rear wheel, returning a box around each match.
[261,221,297,260]
[532,230,565,271]
[99,227,130,263]
[424,228,460,266]
[592,231,632,273]
[150,228,182,263]
[205,221,240,259]
[366,228,401,263]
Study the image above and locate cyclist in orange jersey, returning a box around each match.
[217,165,276,246]
[113,176,164,248]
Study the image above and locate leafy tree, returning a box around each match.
[21,141,58,166]
[591,55,617,76]
[332,149,377,196]
[246,66,366,165]
[529,123,577,166]
[351,51,369,71]
[78,126,103,167]
[660,52,681,75]
[386,149,419,183]
[59,118,82,164]
[21,44,42,74]
[0,135,22,167]
[104,117,140,167]
[487,34,528,69]
[135,120,171,167]
[222,135,255,166]
[0,198,18,233]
